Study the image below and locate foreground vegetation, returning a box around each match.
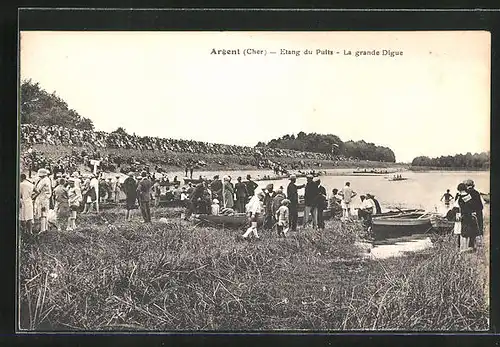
[19,207,489,331]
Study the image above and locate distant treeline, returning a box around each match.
[411,152,490,169]
[20,79,95,130]
[256,132,396,163]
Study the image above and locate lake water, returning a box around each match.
[179,168,489,259]
[114,168,490,259]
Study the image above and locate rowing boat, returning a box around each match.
[194,209,333,227]
[183,178,204,185]
[371,211,433,239]
[388,177,408,181]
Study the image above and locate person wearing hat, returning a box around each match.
[303,175,319,228]
[67,178,82,231]
[314,177,328,230]
[357,193,375,230]
[123,172,138,221]
[234,176,249,213]
[19,173,34,234]
[210,175,223,201]
[33,168,52,233]
[287,174,305,232]
[263,183,276,230]
[329,188,343,219]
[211,199,220,216]
[53,178,70,232]
[464,179,484,237]
[242,192,265,240]
[455,182,481,251]
[275,199,291,237]
[136,171,152,223]
[222,176,235,210]
[244,175,259,202]
[271,187,286,218]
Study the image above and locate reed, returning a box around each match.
[18,207,489,331]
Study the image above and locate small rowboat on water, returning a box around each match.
[388,177,408,181]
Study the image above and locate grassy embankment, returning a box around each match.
[22,143,402,173]
[19,206,489,331]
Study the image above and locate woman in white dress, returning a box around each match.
[19,173,34,234]
[33,168,52,233]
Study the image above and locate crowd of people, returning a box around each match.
[21,124,353,163]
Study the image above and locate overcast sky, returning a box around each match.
[20,31,490,163]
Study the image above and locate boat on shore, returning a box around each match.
[183,177,204,185]
[371,211,433,240]
[194,209,333,227]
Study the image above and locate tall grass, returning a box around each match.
[19,207,489,331]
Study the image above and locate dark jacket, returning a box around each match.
[234,181,248,200]
[316,185,328,209]
[245,180,258,197]
[123,177,137,198]
[137,178,152,202]
[304,181,318,207]
[373,198,382,214]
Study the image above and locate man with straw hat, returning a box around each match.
[33,168,52,233]
[464,178,484,240]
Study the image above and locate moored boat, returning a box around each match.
[194,209,333,228]
[371,211,433,240]
[183,177,204,185]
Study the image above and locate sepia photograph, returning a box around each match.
[17,29,490,332]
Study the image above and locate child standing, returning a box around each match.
[211,199,220,215]
[275,199,291,237]
[242,192,264,240]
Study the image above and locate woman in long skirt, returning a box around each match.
[455,183,480,251]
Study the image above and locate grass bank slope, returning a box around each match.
[19,208,488,331]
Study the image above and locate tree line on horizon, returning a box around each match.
[256,132,397,163]
[20,79,95,131]
[411,152,490,169]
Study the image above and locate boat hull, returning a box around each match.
[195,209,333,228]
[372,213,432,239]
